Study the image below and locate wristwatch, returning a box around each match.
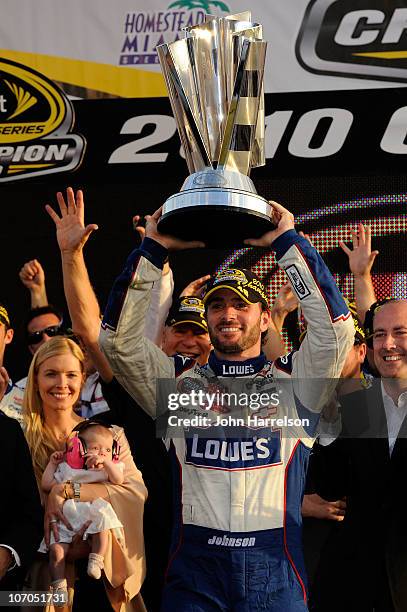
[72,482,81,501]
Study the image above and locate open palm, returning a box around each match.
[339,224,378,277]
[46,187,98,253]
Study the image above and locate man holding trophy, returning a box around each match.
[100,12,354,611]
[156,10,273,246]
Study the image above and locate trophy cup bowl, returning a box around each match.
[156,12,273,247]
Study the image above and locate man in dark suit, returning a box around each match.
[312,299,407,612]
[0,365,43,593]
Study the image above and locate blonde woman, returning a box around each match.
[23,336,147,611]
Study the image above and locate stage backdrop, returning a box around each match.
[0,1,406,376]
[2,0,407,97]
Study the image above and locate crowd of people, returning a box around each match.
[0,187,405,612]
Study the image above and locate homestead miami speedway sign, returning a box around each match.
[0,58,85,182]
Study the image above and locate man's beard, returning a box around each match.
[209,320,261,355]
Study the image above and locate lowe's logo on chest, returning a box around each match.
[221,364,255,375]
[185,433,281,470]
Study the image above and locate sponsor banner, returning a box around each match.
[0,58,85,182]
[1,76,406,181]
[1,0,406,98]
[64,87,407,183]
[297,0,407,83]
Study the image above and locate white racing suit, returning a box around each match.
[100,230,354,611]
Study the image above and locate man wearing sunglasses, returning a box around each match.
[26,322,62,346]
[11,306,65,404]
[24,305,64,355]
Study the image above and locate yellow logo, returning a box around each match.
[181,297,202,307]
[0,305,10,327]
[0,58,85,181]
[180,297,205,314]
[214,269,248,285]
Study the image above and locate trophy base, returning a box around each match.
[158,204,273,248]
[157,169,274,247]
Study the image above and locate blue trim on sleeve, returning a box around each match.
[140,237,168,270]
[273,231,350,322]
[294,394,321,437]
[294,241,350,321]
[272,230,301,260]
[102,238,168,331]
[102,247,142,331]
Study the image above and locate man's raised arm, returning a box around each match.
[339,223,378,323]
[246,202,354,415]
[46,188,113,381]
[276,232,354,416]
[99,207,204,416]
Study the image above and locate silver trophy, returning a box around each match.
[156,12,273,246]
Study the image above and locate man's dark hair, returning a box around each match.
[364,297,405,348]
[24,305,63,332]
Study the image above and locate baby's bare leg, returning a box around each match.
[49,542,70,582]
[90,530,108,557]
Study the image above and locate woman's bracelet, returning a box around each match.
[73,481,81,500]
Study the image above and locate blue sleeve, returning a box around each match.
[103,237,168,331]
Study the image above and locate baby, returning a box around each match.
[40,422,125,596]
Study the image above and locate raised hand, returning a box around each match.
[45,187,98,254]
[132,215,146,242]
[85,454,105,470]
[339,223,379,277]
[50,451,65,466]
[180,274,211,298]
[19,259,45,292]
[244,201,295,247]
[273,283,298,318]
[145,207,205,251]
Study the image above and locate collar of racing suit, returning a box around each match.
[208,352,267,377]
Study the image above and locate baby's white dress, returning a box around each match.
[39,461,124,551]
